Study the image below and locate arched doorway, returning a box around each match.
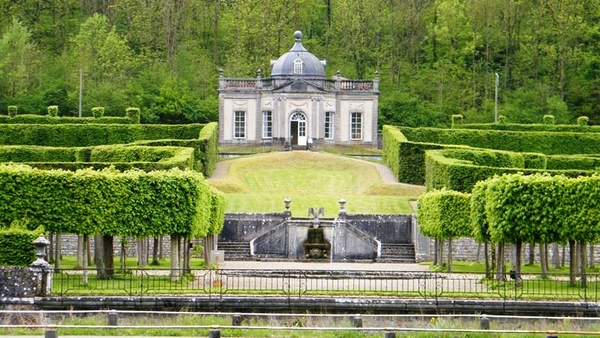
[290,111,307,147]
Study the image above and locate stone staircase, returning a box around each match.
[217,241,252,261]
[378,243,416,263]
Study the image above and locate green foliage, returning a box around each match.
[7,105,17,117]
[451,114,463,126]
[578,116,589,126]
[91,107,105,118]
[417,189,471,239]
[498,115,507,124]
[473,174,600,246]
[47,105,58,117]
[126,107,141,124]
[0,114,134,124]
[543,115,555,125]
[0,164,221,239]
[0,223,40,266]
[197,122,219,177]
[454,122,600,132]
[0,124,203,147]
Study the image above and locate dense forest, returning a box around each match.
[0,0,598,126]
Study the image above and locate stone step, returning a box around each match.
[379,243,416,263]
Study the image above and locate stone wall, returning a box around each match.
[0,267,51,297]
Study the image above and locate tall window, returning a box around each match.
[350,112,362,140]
[234,111,246,138]
[324,111,334,139]
[262,111,272,139]
[293,58,303,74]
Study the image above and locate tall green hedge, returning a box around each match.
[0,226,41,266]
[425,148,591,192]
[0,114,135,124]
[0,164,222,239]
[474,174,600,245]
[453,123,597,132]
[0,124,204,147]
[417,189,471,240]
[198,122,219,177]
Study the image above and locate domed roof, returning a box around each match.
[270,31,326,78]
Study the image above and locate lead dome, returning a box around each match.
[270,31,326,78]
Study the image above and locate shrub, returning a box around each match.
[543,114,555,125]
[498,115,506,124]
[7,105,17,118]
[577,116,589,126]
[47,105,59,117]
[417,189,471,239]
[126,107,141,124]
[91,107,105,118]
[0,221,41,266]
[451,114,463,126]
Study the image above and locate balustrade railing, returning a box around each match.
[220,78,376,92]
[51,268,600,303]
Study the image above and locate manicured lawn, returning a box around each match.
[208,151,425,214]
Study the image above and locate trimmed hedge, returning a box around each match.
[417,189,471,240]
[452,123,598,133]
[425,148,591,192]
[0,164,222,238]
[0,145,196,172]
[474,174,600,245]
[198,122,219,177]
[0,124,204,147]
[0,114,136,124]
[398,126,600,155]
[0,226,41,266]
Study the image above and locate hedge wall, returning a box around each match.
[452,123,599,133]
[198,122,219,177]
[425,148,592,192]
[0,124,204,147]
[0,145,196,172]
[398,126,600,155]
[0,114,136,124]
[0,227,40,266]
[0,164,222,238]
[416,189,471,240]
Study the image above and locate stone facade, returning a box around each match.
[219,31,379,148]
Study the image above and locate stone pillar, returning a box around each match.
[31,235,52,297]
[338,199,347,220]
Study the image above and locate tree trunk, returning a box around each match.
[54,233,61,270]
[94,234,106,279]
[183,237,191,273]
[476,242,481,263]
[159,236,164,259]
[137,238,147,267]
[552,243,560,269]
[495,243,505,281]
[48,233,54,264]
[433,239,438,266]
[590,243,595,269]
[170,234,181,281]
[484,242,491,279]
[446,238,453,273]
[490,242,496,278]
[581,241,587,288]
[528,243,535,265]
[562,245,566,268]
[514,240,522,286]
[569,240,577,287]
[120,240,126,271]
[540,243,549,279]
[76,235,84,269]
[82,234,89,284]
[152,237,159,265]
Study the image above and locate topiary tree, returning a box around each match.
[91,106,105,118]
[577,116,589,126]
[451,114,463,126]
[126,107,141,124]
[47,105,59,117]
[7,105,17,118]
[417,189,471,271]
[543,114,555,125]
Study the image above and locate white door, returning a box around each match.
[290,111,307,146]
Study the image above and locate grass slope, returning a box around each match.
[208,151,425,215]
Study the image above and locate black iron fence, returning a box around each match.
[51,269,600,302]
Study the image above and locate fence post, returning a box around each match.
[480,315,490,330]
[45,329,58,338]
[232,314,243,326]
[108,310,118,326]
[352,315,362,328]
[209,328,221,338]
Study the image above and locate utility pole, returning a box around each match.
[494,73,499,123]
[78,69,83,118]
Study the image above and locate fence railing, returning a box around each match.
[51,269,600,302]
